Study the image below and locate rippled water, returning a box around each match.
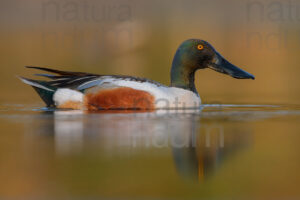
[1,104,300,199]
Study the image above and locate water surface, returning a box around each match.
[0,104,300,199]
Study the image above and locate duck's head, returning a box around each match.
[171,39,255,93]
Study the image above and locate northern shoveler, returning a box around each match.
[19,39,254,110]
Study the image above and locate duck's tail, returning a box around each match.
[18,66,97,107]
[18,76,57,107]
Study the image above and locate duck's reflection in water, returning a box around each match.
[172,122,252,181]
[54,111,84,154]
[41,109,253,181]
[52,110,203,153]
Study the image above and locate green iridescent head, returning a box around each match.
[170,39,254,94]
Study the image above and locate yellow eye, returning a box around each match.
[197,44,204,50]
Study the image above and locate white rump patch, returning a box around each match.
[53,88,83,106]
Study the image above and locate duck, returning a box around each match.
[19,39,254,110]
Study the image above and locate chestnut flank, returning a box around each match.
[85,87,155,110]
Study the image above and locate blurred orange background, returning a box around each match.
[1,0,299,105]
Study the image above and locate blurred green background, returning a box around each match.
[1,0,299,105]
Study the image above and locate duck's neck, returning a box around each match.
[170,52,198,94]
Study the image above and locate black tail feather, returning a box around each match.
[25,66,91,76]
[24,66,99,89]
